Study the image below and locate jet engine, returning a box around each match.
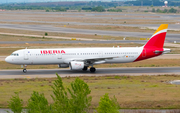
[69,61,84,70]
[58,64,69,68]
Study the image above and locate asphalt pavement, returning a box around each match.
[0,67,180,79]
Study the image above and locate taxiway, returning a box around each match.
[0,23,180,42]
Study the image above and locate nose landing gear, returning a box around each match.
[22,65,27,73]
[23,69,27,73]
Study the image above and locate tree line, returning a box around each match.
[125,0,180,6]
[0,5,122,12]
[8,74,120,113]
[152,8,177,13]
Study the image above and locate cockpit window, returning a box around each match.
[11,53,19,56]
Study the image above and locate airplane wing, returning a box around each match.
[63,56,119,64]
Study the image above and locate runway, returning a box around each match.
[1,11,180,21]
[0,67,180,79]
[1,20,180,31]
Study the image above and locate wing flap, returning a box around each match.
[63,56,118,64]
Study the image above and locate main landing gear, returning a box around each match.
[90,67,96,73]
[82,66,96,73]
[82,66,88,71]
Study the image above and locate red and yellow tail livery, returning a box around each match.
[135,24,170,61]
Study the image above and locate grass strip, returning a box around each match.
[0,75,180,109]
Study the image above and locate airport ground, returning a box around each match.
[1,10,180,42]
[0,10,180,110]
[1,75,180,109]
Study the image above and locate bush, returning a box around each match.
[27,91,51,113]
[45,32,48,36]
[107,9,122,12]
[96,93,120,113]
[8,92,23,113]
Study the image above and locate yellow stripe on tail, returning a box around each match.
[153,24,168,35]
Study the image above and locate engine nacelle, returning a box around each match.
[58,64,69,68]
[69,61,84,70]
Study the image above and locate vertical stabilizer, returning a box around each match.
[144,24,168,49]
[134,24,169,62]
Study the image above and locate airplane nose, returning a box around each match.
[5,56,10,63]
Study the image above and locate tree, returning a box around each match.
[156,8,162,13]
[46,9,49,12]
[51,74,92,113]
[8,92,23,113]
[169,8,177,13]
[45,32,48,36]
[27,91,51,113]
[152,8,155,12]
[96,93,120,113]
[91,6,105,12]
[67,78,92,113]
[78,8,81,12]
[55,7,67,12]
[163,9,168,13]
[51,74,69,113]
[107,9,122,12]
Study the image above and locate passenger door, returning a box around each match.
[57,53,62,59]
[24,49,29,60]
[99,51,103,57]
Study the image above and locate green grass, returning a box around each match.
[1,75,180,109]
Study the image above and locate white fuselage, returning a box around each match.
[5,47,143,65]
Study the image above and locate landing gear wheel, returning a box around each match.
[90,67,96,73]
[82,66,88,71]
[23,69,27,73]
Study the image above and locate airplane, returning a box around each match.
[5,24,171,73]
